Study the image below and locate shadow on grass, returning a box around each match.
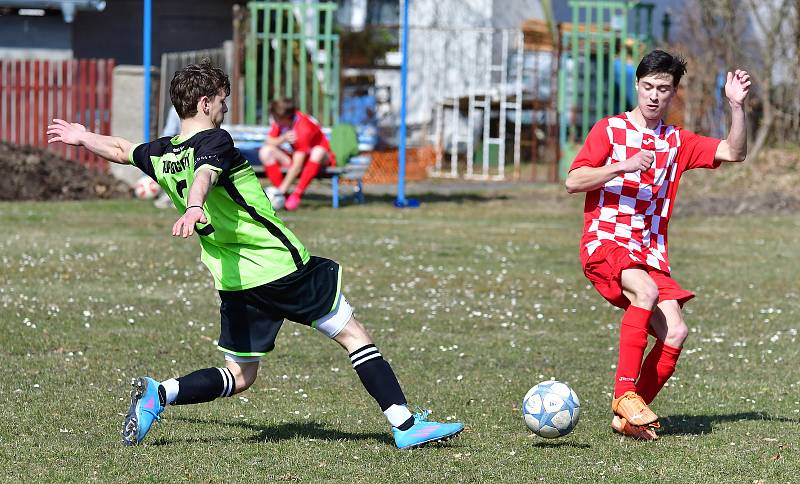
[364,192,507,205]
[661,412,798,436]
[532,441,591,449]
[297,191,506,209]
[151,416,393,446]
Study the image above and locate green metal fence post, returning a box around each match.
[322,6,333,126]
[273,5,284,101]
[595,5,604,122]
[570,6,578,144]
[312,9,319,120]
[245,2,258,124]
[299,7,307,113]
[286,5,294,99]
[581,5,591,139]
[607,7,616,116]
[333,40,340,124]
[261,5,271,124]
[619,3,628,113]
[245,2,340,127]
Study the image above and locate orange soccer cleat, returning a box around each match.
[612,391,659,427]
[611,415,659,440]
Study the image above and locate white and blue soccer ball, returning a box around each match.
[522,380,581,438]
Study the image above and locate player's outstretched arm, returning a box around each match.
[172,168,216,238]
[715,70,751,162]
[46,119,133,164]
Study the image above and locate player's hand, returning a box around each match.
[46,119,87,146]
[283,130,297,144]
[619,151,654,173]
[725,69,751,107]
[172,207,207,238]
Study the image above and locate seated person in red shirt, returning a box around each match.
[258,98,336,210]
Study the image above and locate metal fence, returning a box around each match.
[556,0,655,178]
[158,48,229,135]
[245,1,340,127]
[0,58,114,170]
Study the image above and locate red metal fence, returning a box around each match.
[0,58,115,170]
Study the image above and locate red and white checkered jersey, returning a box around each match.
[570,113,721,273]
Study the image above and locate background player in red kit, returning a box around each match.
[565,50,751,440]
[258,98,336,211]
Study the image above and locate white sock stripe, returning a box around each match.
[351,351,382,368]
[351,350,381,367]
[349,346,378,362]
[349,346,379,363]
[223,368,235,397]
[216,368,228,398]
[160,378,179,405]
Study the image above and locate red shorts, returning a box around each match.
[582,242,694,309]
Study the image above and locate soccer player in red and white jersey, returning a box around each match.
[565,50,751,440]
[258,98,336,211]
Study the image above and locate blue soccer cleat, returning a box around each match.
[121,377,164,446]
[392,409,464,450]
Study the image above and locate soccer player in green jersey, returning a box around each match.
[47,60,464,450]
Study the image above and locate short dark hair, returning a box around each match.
[169,58,230,119]
[635,50,687,86]
[269,98,296,119]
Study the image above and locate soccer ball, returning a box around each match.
[134,176,161,200]
[264,186,285,210]
[522,380,581,438]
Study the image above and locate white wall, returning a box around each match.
[402,0,545,128]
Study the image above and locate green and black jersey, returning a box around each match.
[129,128,310,290]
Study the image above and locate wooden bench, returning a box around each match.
[224,124,374,208]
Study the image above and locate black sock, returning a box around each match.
[172,367,236,405]
[396,417,414,431]
[157,385,167,407]
[350,344,413,430]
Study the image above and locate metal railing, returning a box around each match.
[158,48,229,135]
[245,1,339,127]
[0,58,114,169]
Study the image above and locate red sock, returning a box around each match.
[266,163,284,187]
[636,340,682,404]
[293,160,321,197]
[614,305,652,398]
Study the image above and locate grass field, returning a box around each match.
[1,187,798,482]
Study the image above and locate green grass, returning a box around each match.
[1,188,798,482]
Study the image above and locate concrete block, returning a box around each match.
[109,64,159,186]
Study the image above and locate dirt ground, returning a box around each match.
[0,143,132,202]
[1,141,797,215]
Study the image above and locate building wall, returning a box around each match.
[109,65,160,186]
[490,0,545,30]
[72,0,242,65]
[402,0,545,128]
[408,0,493,28]
[0,13,71,49]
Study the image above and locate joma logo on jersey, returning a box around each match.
[161,151,191,174]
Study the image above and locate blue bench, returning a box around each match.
[224,124,375,208]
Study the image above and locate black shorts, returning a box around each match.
[217,256,341,356]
